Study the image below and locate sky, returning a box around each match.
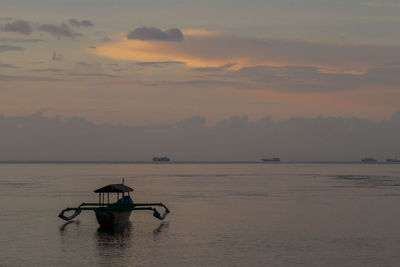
[0,1,400,160]
[1,112,399,161]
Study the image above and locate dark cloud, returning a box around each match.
[0,37,44,43]
[198,63,400,93]
[146,79,245,88]
[68,61,119,78]
[0,74,61,81]
[149,32,400,70]
[0,45,24,53]
[232,65,344,92]
[69,73,119,78]
[1,19,32,35]
[32,68,63,72]
[108,63,125,72]
[30,61,44,64]
[136,61,184,68]
[69,19,94,27]
[0,17,15,21]
[0,63,19,68]
[176,116,206,128]
[390,110,400,121]
[192,63,236,72]
[126,27,184,42]
[76,61,102,68]
[145,62,400,93]
[38,23,81,38]
[1,112,399,161]
[52,51,63,61]
[173,79,244,87]
[216,115,249,129]
[100,36,112,42]
[1,19,86,38]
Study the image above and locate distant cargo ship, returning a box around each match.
[361,158,377,163]
[261,157,280,162]
[152,157,171,162]
[386,158,400,163]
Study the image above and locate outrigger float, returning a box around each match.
[58,182,170,227]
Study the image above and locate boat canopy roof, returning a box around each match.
[94,184,133,193]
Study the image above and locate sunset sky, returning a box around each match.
[1,0,400,126]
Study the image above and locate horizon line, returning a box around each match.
[0,160,397,164]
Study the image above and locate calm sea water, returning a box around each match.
[1,163,400,266]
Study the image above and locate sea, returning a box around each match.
[1,162,400,266]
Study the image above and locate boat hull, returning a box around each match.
[95,209,132,227]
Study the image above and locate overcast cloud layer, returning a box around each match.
[1,112,399,161]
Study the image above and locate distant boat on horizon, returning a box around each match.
[361,158,378,163]
[261,157,280,162]
[153,156,171,162]
[386,158,400,163]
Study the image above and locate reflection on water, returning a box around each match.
[96,222,133,247]
[153,222,169,235]
[95,221,170,266]
[153,222,169,242]
[333,174,400,188]
[59,220,80,233]
[97,222,132,235]
[2,163,400,266]
[96,222,133,265]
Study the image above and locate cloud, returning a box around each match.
[69,73,119,78]
[0,17,15,21]
[0,63,19,68]
[225,65,362,92]
[1,112,400,161]
[100,36,112,42]
[106,63,125,72]
[192,63,236,72]
[1,19,32,35]
[32,68,63,72]
[126,26,184,42]
[1,19,86,38]
[68,61,119,78]
[92,29,400,93]
[172,63,399,93]
[136,61,184,68]
[0,74,61,81]
[69,18,94,27]
[52,51,63,61]
[176,115,206,128]
[138,62,400,93]
[0,37,44,43]
[76,61,102,68]
[0,45,24,53]
[38,23,81,38]
[95,29,400,71]
[230,63,400,92]
[161,79,245,88]
[216,115,249,129]
[362,1,400,8]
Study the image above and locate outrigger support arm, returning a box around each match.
[58,203,86,221]
[133,202,170,220]
[58,202,170,221]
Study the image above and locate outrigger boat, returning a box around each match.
[58,182,170,227]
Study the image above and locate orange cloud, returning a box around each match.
[93,30,245,69]
[92,29,400,73]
